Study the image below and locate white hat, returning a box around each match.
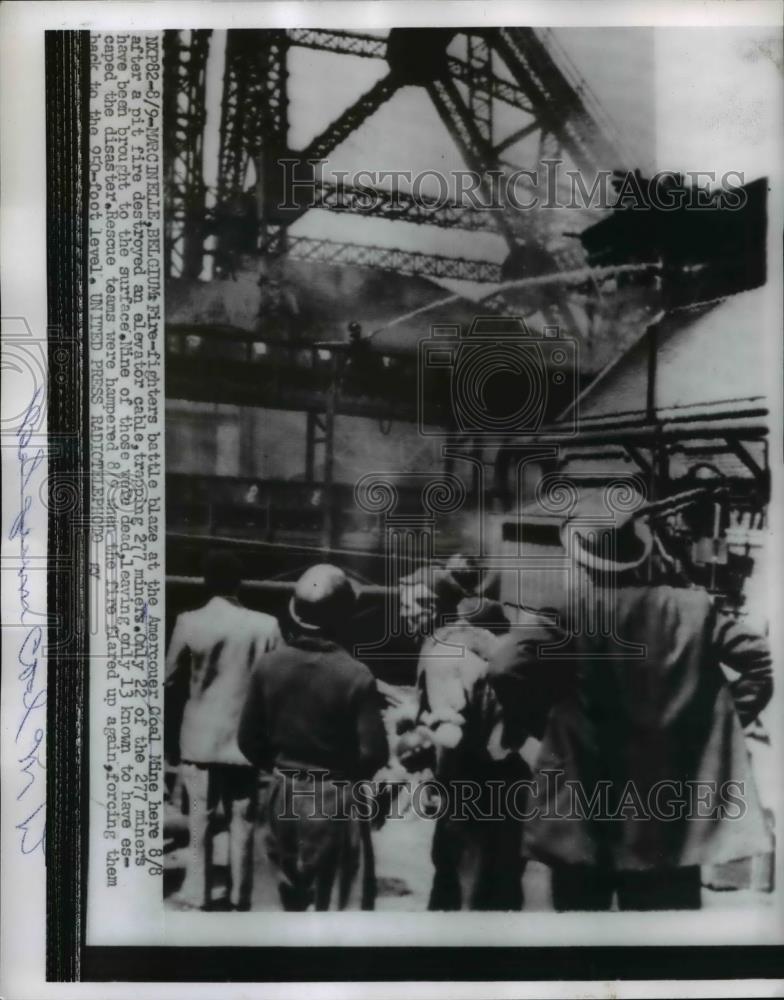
[559,486,652,574]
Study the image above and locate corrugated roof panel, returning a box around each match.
[577,285,772,420]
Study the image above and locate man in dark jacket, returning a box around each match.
[489,490,773,911]
[238,564,389,911]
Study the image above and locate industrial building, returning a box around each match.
[161,27,775,909]
[163,27,770,653]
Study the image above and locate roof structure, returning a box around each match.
[569,284,774,425]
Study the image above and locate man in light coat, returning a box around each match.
[397,557,531,911]
[165,551,281,910]
[489,491,773,910]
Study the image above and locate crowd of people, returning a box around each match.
[164,497,773,913]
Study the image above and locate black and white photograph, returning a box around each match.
[159,22,781,924]
[1,1,783,996]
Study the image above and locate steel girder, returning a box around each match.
[287,28,387,59]
[162,29,212,278]
[466,34,494,146]
[203,27,626,292]
[311,179,502,233]
[494,27,624,176]
[287,235,503,282]
[217,30,290,258]
[426,73,518,248]
[424,30,619,330]
[285,28,535,114]
[447,57,534,115]
[426,32,571,252]
[300,73,401,163]
[217,30,289,198]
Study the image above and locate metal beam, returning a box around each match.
[426,67,582,336]
[530,414,768,448]
[723,435,767,483]
[447,56,534,114]
[166,361,426,422]
[287,28,387,59]
[163,29,212,279]
[428,59,581,263]
[217,30,291,267]
[494,119,540,155]
[623,444,653,477]
[426,75,516,247]
[465,33,494,146]
[494,27,624,175]
[300,73,400,163]
[205,26,623,301]
[433,34,610,331]
[218,30,290,190]
[311,179,502,233]
[286,235,503,282]
[286,29,536,114]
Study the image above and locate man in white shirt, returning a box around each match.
[397,558,530,910]
[165,551,281,910]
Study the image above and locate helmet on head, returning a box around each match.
[289,563,356,633]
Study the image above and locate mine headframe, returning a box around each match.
[163,26,630,323]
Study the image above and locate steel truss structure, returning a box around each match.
[286,28,536,114]
[162,28,634,547]
[163,27,628,288]
[217,29,290,257]
[311,179,501,233]
[162,29,212,279]
[286,235,503,283]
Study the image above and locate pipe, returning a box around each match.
[529,422,768,448]
[166,574,389,596]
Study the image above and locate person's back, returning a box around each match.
[240,633,387,779]
[401,592,532,912]
[237,564,388,911]
[417,620,518,775]
[171,596,281,765]
[164,551,281,911]
[531,581,773,871]
[489,499,774,910]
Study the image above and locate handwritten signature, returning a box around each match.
[9,386,47,856]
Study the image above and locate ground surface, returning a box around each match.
[163,794,773,913]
